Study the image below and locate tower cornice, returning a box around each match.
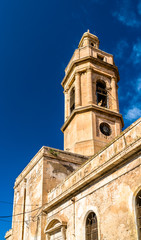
[61,105,124,132]
[61,55,119,88]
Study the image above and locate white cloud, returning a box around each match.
[113,12,140,27]
[130,39,141,64]
[114,40,129,59]
[113,0,141,27]
[122,75,141,123]
[138,1,141,15]
[125,107,141,121]
[137,78,141,91]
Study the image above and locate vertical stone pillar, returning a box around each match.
[61,226,66,240]
[64,90,69,121]
[75,72,81,108]
[111,77,118,112]
[87,68,93,104]
[71,197,76,240]
[93,79,96,104]
[22,178,27,240]
[46,233,50,240]
[116,84,119,112]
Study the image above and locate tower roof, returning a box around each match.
[78,30,100,48]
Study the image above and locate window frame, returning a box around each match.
[85,211,98,240]
[135,189,141,239]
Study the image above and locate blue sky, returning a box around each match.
[0,0,141,238]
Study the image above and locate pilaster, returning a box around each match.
[64,90,69,121]
[116,84,119,112]
[46,233,50,240]
[87,68,93,104]
[75,72,81,108]
[61,226,66,240]
[111,77,118,112]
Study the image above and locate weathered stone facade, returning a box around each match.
[44,118,141,240]
[5,148,88,240]
[5,31,141,240]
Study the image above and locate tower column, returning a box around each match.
[116,84,119,112]
[75,72,81,107]
[87,68,93,104]
[46,234,50,240]
[61,226,66,240]
[111,77,118,112]
[64,90,69,120]
[93,80,96,104]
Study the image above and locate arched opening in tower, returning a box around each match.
[96,80,107,108]
[70,87,75,114]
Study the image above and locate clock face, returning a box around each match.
[100,122,111,136]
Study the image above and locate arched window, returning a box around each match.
[136,190,141,238]
[86,212,98,240]
[45,218,67,240]
[96,80,107,108]
[70,87,75,114]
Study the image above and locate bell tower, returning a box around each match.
[61,31,124,156]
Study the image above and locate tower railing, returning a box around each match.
[65,45,113,75]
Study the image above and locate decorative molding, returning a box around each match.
[61,104,124,132]
[45,217,67,240]
[61,54,118,88]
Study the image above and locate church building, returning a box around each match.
[5,31,141,240]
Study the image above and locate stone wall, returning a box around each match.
[43,118,141,240]
[45,160,140,240]
[8,147,87,240]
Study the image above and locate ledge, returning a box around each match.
[14,147,88,188]
[61,54,119,87]
[61,104,124,132]
[5,229,12,239]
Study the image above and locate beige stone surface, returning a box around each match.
[5,229,12,240]
[45,118,141,206]
[62,31,123,156]
[9,147,87,240]
[43,118,141,240]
